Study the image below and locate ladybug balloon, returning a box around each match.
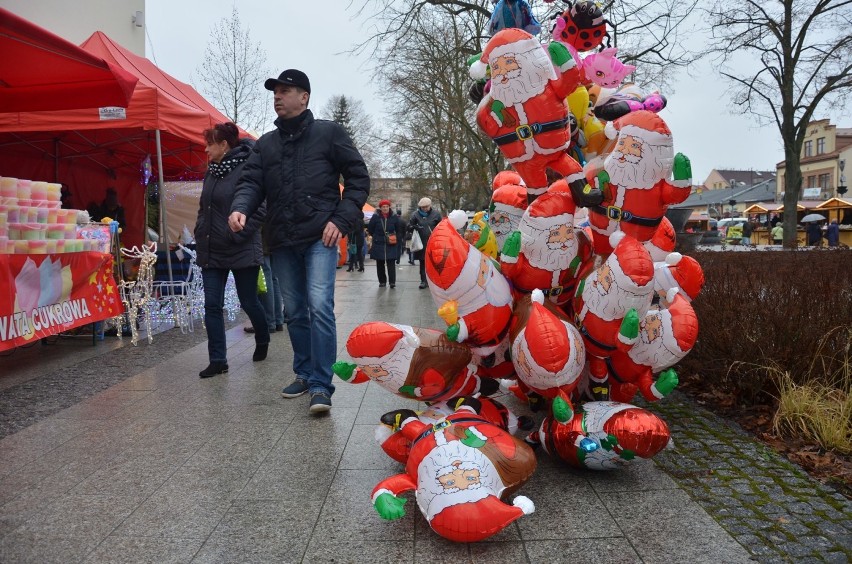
[553,1,612,52]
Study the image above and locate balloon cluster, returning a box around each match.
[332,2,704,543]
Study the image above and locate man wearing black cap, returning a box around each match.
[229,68,370,415]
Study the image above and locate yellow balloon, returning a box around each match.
[566,86,590,124]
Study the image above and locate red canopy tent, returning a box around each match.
[0,31,251,249]
[0,8,138,112]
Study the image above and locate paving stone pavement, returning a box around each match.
[0,261,849,563]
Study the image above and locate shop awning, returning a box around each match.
[0,8,138,112]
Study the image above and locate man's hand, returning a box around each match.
[322,221,342,247]
[228,212,246,233]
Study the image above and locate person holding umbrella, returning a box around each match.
[806,219,823,246]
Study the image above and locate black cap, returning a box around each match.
[264,69,311,93]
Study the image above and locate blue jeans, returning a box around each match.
[202,266,269,363]
[260,256,285,329]
[270,240,337,396]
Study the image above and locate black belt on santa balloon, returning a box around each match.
[413,417,484,446]
[591,204,662,228]
[493,118,570,146]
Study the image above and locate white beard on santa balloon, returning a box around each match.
[416,440,502,521]
[580,260,649,322]
[628,309,681,372]
[488,47,555,106]
[603,138,673,190]
[522,215,578,272]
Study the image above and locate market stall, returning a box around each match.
[0,175,123,352]
[0,24,244,350]
[0,30,248,251]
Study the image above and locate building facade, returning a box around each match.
[1,0,146,56]
[369,177,438,219]
[702,169,776,191]
[776,119,852,201]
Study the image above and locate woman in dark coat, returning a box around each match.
[194,122,270,378]
[367,199,404,288]
[406,197,442,289]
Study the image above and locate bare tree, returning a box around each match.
[708,0,852,246]
[353,0,699,92]
[376,6,502,211]
[196,6,271,134]
[320,95,385,178]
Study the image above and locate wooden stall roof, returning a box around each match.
[815,197,852,210]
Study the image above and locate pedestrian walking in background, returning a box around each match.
[771,222,784,245]
[741,220,753,246]
[229,69,370,414]
[196,122,270,379]
[406,197,442,289]
[806,221,823,246]
[346,224,365,272]
[367,199,404,288]
[826,219,840,247]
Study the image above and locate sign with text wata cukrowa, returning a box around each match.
[0,252,124,351]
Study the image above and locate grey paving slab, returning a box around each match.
[111,490,233,540]
[524,538,642,563]
[603,488,751,563]
[13,493,145,543]
[84,536,205,564]
[302,538,415,563]
[1,262,849,563]
[314,469,416,542]
[0,530,95,564]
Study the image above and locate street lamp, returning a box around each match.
[729,198,737,216]
[838,158,847,196]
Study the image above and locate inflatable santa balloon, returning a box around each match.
[574,231,655,359]
[375,396,534,465]
[500,179,594,310]
[653,253,704,307]
[333,321,498,403]
[527,401,671,470]
[603,293,698,403]
[510,290,586,422]
[489,181,528,254]
[585,110,692,255]
[372,398,537,542]
[643,217,677,262]
[471,28,600,205]
[425,211,514,355]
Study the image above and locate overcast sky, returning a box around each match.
[146,0,847,184]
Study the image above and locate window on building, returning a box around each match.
[816,138,825,155]
[807,175,817,188]
[803,140,813,157]
[819,174,830,190]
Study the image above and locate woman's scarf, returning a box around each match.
[208,148,248,179]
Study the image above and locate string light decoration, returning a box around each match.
[117,242,158,345]
[178,244,206,329]
[224,272,241,321]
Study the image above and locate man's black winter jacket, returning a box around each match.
[230,110,370,250]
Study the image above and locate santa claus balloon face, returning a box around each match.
[627,297,698,373]
[489,182,528,252]
[339,321,489,402]
[489,46,554,106]
[603,126,673,190]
